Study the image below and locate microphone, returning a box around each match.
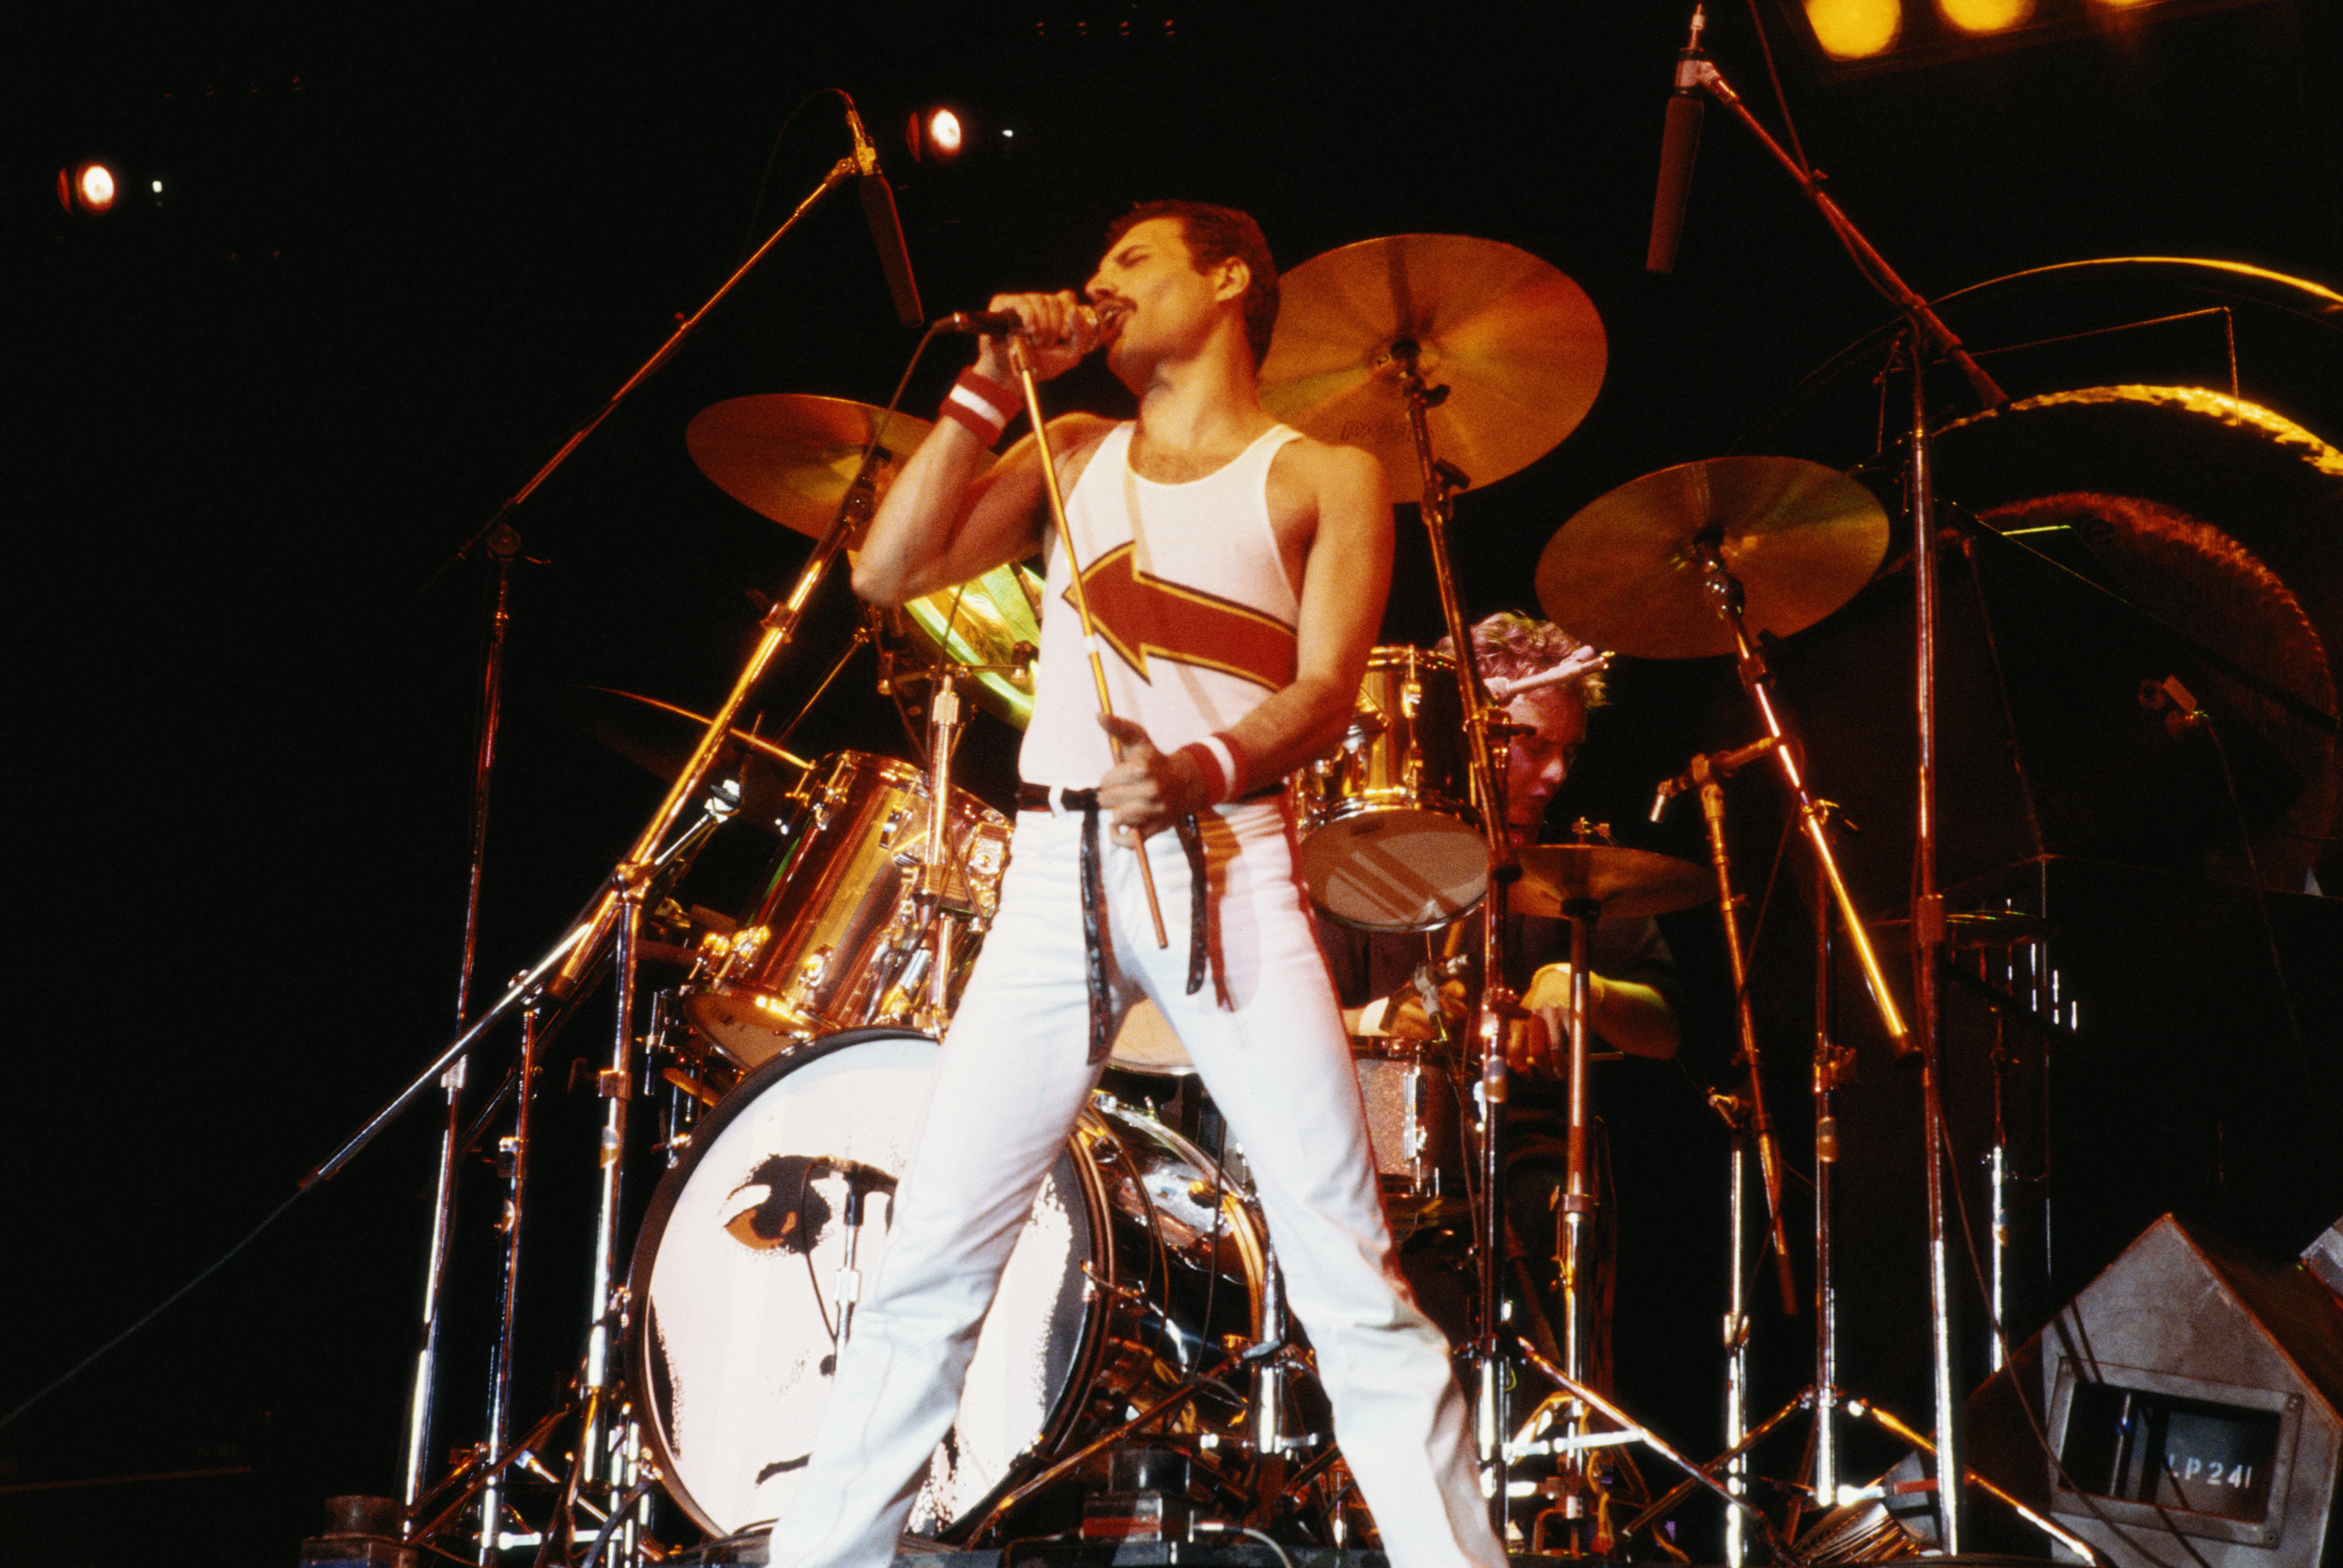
[844,96,924,328]
[933,309,1025,335]
[1649,734,1778,820]
[1646,4,1709,276]
[933,304,1114,343]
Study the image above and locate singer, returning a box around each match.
[763,201,1507,1568]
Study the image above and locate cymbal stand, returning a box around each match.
[1677,38,2005,1545]
[919,663,967,1025]
[1378,342,1522,1531]
[1655,745,1807,1564]
[406,520,529,1519]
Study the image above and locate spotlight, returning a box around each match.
[1805,0,1902,56]
[1940,0,2034,30]
[58,161,118,214]
[904,105,968,165]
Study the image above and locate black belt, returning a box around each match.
[1016,784,1213,1056]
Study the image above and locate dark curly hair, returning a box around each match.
[1103,200,1279,368]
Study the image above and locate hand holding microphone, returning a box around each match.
[939,291,1118,382]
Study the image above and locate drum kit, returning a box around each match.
[378,215,1949,1568]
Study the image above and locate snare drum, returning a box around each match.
[627,1028,1266,1540]
[685,752,1011,1066]
[1290,646,1486,931]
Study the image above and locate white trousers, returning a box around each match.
[766,798,1505,1568]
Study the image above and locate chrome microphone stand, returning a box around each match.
[1673,35,2006,1547]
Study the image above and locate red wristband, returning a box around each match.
[937,368,1019,447]
[1174,731,1248,806]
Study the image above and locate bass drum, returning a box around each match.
[628,1029,1268,1541]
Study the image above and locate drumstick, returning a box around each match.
[1006,333,1171,950]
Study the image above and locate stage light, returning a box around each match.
[1805,0,1902,56]
[59,161,118,214]
[1941,0,2034,30]
[905,105,969,165]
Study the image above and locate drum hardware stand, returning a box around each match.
[386,788,736,1564]
[1672,30,2007,1545]
[1653,739,1804,1564]
[408,519,534,1519]
[1375,339,1529,1533]
[1003,329,1171,948]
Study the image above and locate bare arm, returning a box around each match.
[1516,963,1682,1064]
[852,291,1112,607]
[1099,440,1392,835]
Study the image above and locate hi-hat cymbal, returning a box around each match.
[1511,844,1715,922]
[884,560,1044,731]
[1258,234,1605,495]
[687,393,947,540]
[1536,457,1890,659]
[687,391,1041,728]
[564,686,811,831]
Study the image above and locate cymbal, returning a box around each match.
[1535,457,1889,659]
[1257,234,1605,494]
[564,686,811,831]
[687,393,951,540]
[883,560,1044,731]
[687,391,1040,728]
[1511,844,1715,922]
[1873,908,2056,949]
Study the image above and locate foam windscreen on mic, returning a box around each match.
[860,173,924,328]
[1646,90,1704,275]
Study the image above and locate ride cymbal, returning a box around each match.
[1511,844,1715,922]
[1258,234,1605,495]
[1535,457,1889,659]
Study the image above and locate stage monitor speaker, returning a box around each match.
[1964,1212,2343,1568]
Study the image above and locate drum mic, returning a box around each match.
[844,95,924,328]
[1646,4,1709,276]
[1649,734,1778,820]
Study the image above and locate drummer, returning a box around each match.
[764,202,1505,1568]
[1326,613,1679,1061]
[1318,611,1683,1386]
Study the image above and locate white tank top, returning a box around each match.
[1019,420,1304,787]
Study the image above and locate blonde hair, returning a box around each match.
[1438,612,1606,707]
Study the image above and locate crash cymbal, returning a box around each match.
[1511,844,1715,922]
[883,560,1044,731]
[687,393,954,540]
[689,392,1040,727]
[1536,457,1890,659]
[564,686,811,831]
[1258,234,1605,494]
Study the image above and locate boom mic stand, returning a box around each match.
[1671,28,2007,1550]
[384,124,874,1552]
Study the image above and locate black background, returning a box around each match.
[11,3,2340,1563]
